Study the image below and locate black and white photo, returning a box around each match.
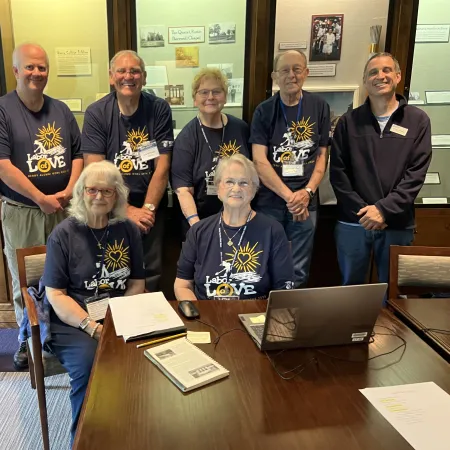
[140,25,165,48]
[209,23,236,44]
[309,14,344,62]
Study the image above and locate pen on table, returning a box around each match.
[136,332,187,349]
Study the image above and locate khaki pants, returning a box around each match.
[1,200,66,326]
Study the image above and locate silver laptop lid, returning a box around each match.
[260,283,387,351]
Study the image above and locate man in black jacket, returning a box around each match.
[330,52,431,285]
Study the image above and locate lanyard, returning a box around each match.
[197,115,225,156]
[279,96,303,129]
[218,210,252,284]
[91,228,109,296]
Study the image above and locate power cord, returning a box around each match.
[194,319,246,349]
[423,328,450,335]
[264,350,318,380]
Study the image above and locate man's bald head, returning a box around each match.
[13,43,49,69]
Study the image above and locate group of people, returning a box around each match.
[0,42,431,445]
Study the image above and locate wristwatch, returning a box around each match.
[305,187,315,199]
[144,203,156,212]
[78,316,91,331]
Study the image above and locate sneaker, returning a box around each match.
[13,341,29,371]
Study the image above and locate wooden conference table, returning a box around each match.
[74,301,450,450]
[388,297,450,361]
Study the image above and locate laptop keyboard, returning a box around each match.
[251,324,265,342]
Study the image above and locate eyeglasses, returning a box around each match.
[114,68,143,77]
[196,89,224,98]
[85,187,116,198]
[222,179,251,189]
[277,66,305,77]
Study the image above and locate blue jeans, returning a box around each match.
[335,222,414,285]
[257,207,317,288]
[49,321,98,447]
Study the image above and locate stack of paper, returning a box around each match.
[109,292,186,342]
[360,382,450,450]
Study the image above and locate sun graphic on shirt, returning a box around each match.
[225,241,263,273]
[289,117,316,142]
[127,127,149,151]
[36,122,63,149]
[104,239,130,271]
[218,140,241,158]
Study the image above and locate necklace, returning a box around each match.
[221,211,253,246]
[88,226,109,250]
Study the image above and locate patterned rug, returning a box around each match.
[0,328,21,372]
[0,372,71,450]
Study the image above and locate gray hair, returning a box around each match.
[68,161,129,225]
[363,52,401,81]
[110,50,145,73]
[273,50,307,71]
[214,154,260,193]
[13,43,49,68]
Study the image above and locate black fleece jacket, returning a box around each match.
[330,94,432,229]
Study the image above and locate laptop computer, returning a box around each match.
[239,283,387,351]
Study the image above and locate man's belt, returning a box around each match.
[1,197,40,209]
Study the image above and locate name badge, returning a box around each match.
[213,295,240,301]
[390,124,408,136]
[206,185,218,196]
[84,293,110,321]
[138,140,160,162]
[282,163,304,177]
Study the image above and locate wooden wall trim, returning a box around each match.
[242,0,276,124]
[385,0,420,96]
[0,0,16,93]
[108,0,135,57]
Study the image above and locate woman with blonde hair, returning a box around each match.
[43,160,145,444]
[171,67,250,237]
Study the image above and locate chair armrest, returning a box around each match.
[22,287,39,327]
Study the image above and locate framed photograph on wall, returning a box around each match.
[309,14,344,62]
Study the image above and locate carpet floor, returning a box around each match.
[0,328,22,373]
[0,372,71,450]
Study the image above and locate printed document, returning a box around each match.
[360,382,450,450]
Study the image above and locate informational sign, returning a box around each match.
[56,47,91,76]
[308,64,336,77]
[168,27,205,44]
[416,24,450,43]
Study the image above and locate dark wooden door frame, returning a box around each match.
[385,0,420,97]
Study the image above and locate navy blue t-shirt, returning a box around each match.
[171,114,250,218]
[177,212,294,300]
[0,91,82,206]
[43,217,145,309]
[81,92,174,207]
[250,91,330,210]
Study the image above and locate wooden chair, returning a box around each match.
[16,245,66,450]
[389,246,450,300]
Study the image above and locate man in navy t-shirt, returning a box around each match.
[82,50,173,292]
[250,50,330,288]
[0,44,83,370]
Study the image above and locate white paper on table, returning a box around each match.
[109,292,184,337]
[360,382,450,450]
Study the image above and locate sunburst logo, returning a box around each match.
[218,140,241,158]
[127,127,149,151]
[225,241,263,272]
[104,239,130,271]
[36,122,62,149]
[289,117,315,142]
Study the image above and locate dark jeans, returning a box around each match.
[48,321,98,447]
[335,222,414,285]
[256,207,317,288]
[142,208,166,291]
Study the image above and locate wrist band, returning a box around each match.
[186,214,199,222]
[90,323,100,338]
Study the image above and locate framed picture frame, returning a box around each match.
[310,14,344,62]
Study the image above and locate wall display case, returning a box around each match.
[409,0,450,206]
[135,0,247,133]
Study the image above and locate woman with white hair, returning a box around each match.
[175,154,293,300]
[43,160,145,444]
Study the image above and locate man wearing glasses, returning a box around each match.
[0,43,83,370]
[250,50,330,288]
[82,50,174,292]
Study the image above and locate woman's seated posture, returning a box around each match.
[175,154,294,301]
[43,161,145,444]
